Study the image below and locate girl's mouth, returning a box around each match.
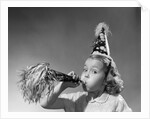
[78,80,86,85]
[82,83,87,91]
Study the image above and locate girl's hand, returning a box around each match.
[62,71,80,89]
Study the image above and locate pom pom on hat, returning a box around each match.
[95,22,111,37]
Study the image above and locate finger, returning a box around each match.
[73,75,76,79]
[68,71,74,76]
[74,74,79,80]
[70,72,76,79]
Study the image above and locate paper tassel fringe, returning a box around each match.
[17,62,81,103]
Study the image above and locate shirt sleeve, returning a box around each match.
[59,93,79,112]
[116,95,132,112]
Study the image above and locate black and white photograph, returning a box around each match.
[8,7,140,112]
[1,0,150,119]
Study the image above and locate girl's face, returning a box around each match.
[81,58,106,92]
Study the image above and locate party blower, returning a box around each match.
[17,22,110,103]
[17,62,82,103]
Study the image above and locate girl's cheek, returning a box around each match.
[89,76,102,86]
[80,73,84,81]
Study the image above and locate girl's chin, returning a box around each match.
[82,84,98,93]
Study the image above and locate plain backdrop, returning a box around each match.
[8,7,141,112]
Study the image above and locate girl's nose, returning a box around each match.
[84,71,89,78]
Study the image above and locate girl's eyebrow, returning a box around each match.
[91,65,103,70]
[91,66,99,70]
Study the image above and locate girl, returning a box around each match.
[40,23,132,112]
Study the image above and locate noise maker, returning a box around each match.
[17,62,81,103]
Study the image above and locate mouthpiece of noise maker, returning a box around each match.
[17,62,85,103]
[48,69,84,84]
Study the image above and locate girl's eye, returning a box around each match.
[92,70,98,74]
[83,68,88,72]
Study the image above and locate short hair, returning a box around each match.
[89,54,124,96]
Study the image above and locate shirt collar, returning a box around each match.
[88,92,109,103]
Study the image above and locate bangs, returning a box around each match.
[89,54,111,67]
